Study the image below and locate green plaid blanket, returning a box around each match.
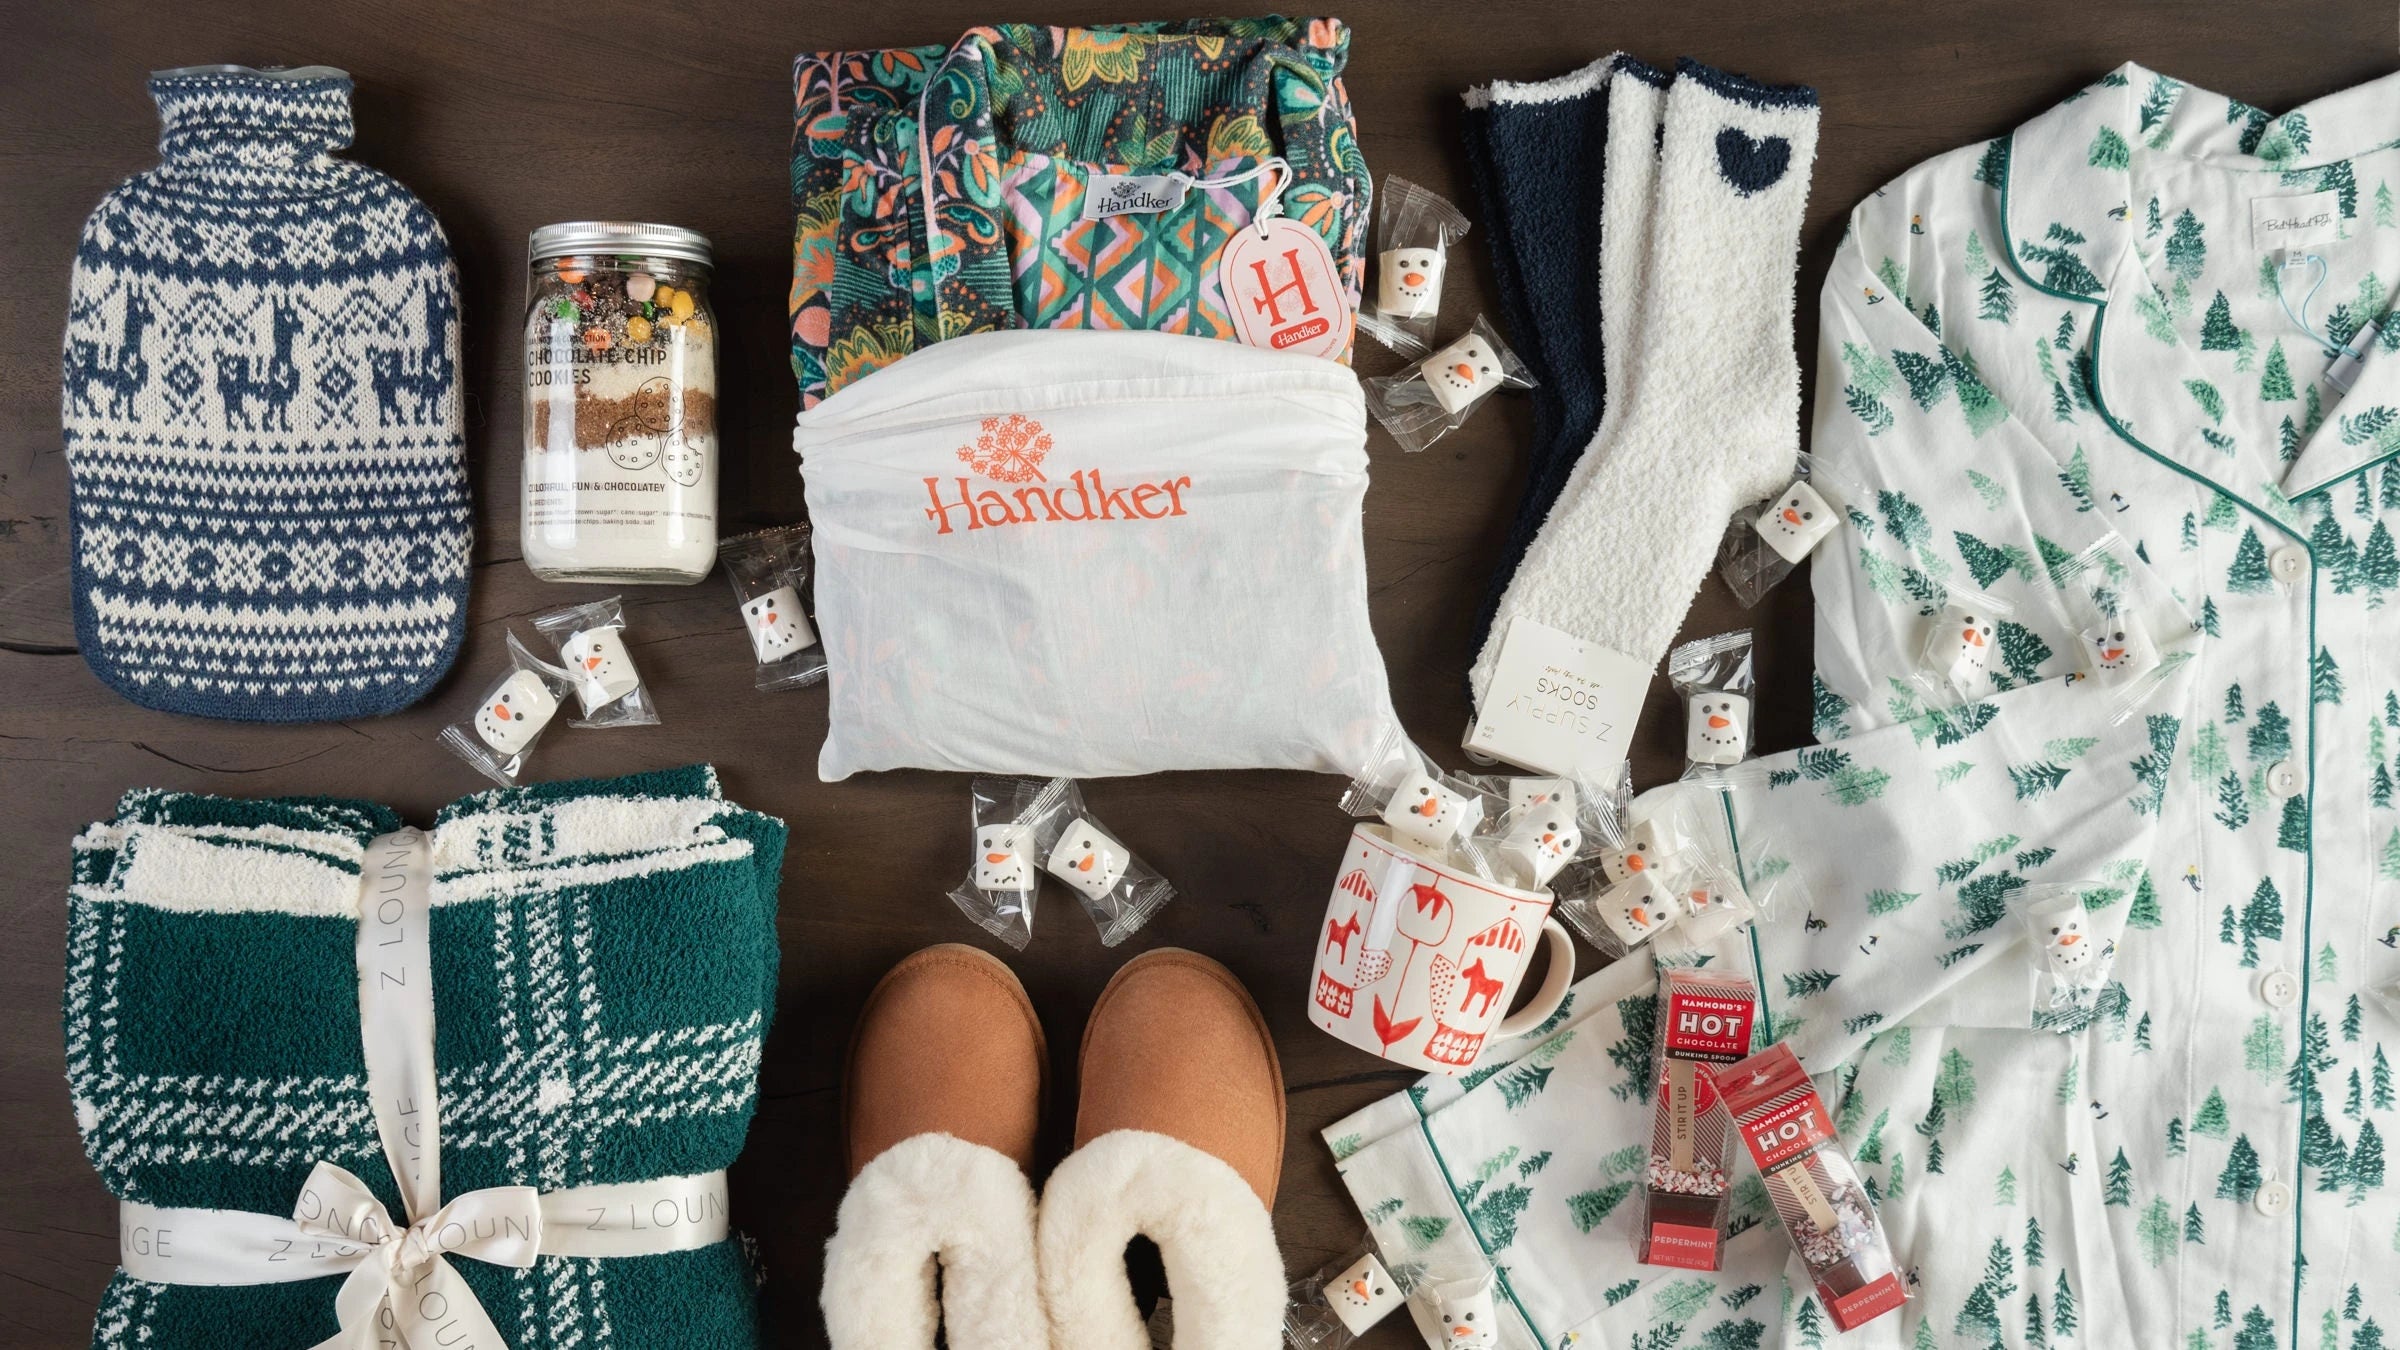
[65,765,785,1350]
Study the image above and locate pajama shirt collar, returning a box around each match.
[2002,61,2400,505]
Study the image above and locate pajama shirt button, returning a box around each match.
[2266,762,2305,797]
[2255,1180,2294,1216]
[2269,546,2310,583]
[2258,970,2300,1008]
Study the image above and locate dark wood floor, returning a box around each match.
[4,2,2392,1345]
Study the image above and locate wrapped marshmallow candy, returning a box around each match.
[1720,452,1864,607]
[438,632,577,787]
[1362,315,1534,452]
[1426,1273,1501,1350]
[1497,794,1581,888]
[2020,886,2123,1029]
[1357,174,1471,357]
[2079,611,2159,685]
[720,524,829,692]
[1919,590,2015,703]
[1557,865,1682,957]
[1754,479,1839,563]
[1668,630,1756,771]
[1283,1247,1407,1348]
[532,596,660,728]
[945,776,1050,950]
[1010,777,1175,946]
[1339,731,1505,869]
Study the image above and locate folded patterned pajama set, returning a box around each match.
[66,766,785,1349]
[786,19,1401,782]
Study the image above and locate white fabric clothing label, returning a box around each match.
[1464,615,1648,778]
[2249,189,2340,250]
[355,828,441,1219]
[793,328,1395,779]
[1083,172,1191,220]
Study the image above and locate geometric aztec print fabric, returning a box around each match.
[1335,64,2400,1350]
[64,766,784,1349]
[61,68,471,721]
[789,17,1369,406]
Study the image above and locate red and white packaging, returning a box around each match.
[1637,969,1757,1270]
[1720,1043,1907,1331]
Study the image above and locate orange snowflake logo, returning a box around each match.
[957,414,1052,482]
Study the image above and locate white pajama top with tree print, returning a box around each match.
[1328,64,2400,1350]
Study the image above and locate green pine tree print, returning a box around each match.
[2186,1202,2207,1244]
[1981,263,2017,325]
[1974,136,2008,189]
[1841,341,1898,435]
[2239,878,2286,966]
[2088,125,2131,169]
[2195,1087,2231,1137]
[2257,111,2313,164]
[2169,1116,2188,1155]
[2250,700,2293,760]
[2106,1147,2135,1203]
[2187,378,2228,424]
[2378,180,2396,228]
[2201,290,2243,350]
[2024,222,2103,295]
[2025,1213,2047,1266]
[2219,1133,2265,1200]
[2246,1015,2289,1083]
[2139,73,2183,144]
[1700,1320,1766,1350]
[2262,339,2297,400]
[2280,796,2312,853]
[2317,512,2364,593]
[2359,522,2399,603]
[2054,1270,2079,1337]
[2228,526,2274,593]
[2138,1196,2177,1265]
[1997,1164,2018,1205]
[1566,1180,1634,1234]
[1399,1213,1451,1248]
[2381,829,2400,881]
[2354,1120,2385,1202]
[2165,208,2208,283]
[1956,530,2033,586]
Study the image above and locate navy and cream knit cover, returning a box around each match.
[61,66,470,722]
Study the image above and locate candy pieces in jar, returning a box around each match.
[720,524,829,692]
[438,632,577,787]
[532,596,660,728]
[1357,175,1471,357]
[1363,316,1533,452]
[522,224,718,583]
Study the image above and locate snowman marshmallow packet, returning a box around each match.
[720,524,829,692]
[1485,771,1630,889]
[1911,585,2021,707]
[1362,315,1533,452]
[1340,730,1507,873]
[1718,452,1862,607]
[1556,797,1705,957]
[2020,885,2126,1032]
[1668,629,1757,774]
[532,597,660,728]
[945,776,1054,950]
[1282,1243,1411,1348]
[1018,777,1175,947]
[1355,174,1471,358]
[2050,531,2192,725]
[437,632,578,788]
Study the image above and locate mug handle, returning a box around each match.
[1489,918,1576,1040]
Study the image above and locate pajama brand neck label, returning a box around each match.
[2250,190,2339,251]
[1219,217,1352,361]
[1084,173,1189,220]
[1464,615,1647,778]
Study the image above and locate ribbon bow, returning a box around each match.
[297,1161,541,1350]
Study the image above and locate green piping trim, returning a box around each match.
[2004,126,2327,1340]
[1413,1113,1551,1347]
[1718,791,1775,1047]
[2287,441,2400,504]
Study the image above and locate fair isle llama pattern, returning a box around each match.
[62,68,469,721]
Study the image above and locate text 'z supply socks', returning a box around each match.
[1471,60,1819,703]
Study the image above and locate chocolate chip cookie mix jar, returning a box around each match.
[522,222,718,582]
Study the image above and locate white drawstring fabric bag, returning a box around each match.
[794,328,1397,780]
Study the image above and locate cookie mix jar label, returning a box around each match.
[521,222,718,584]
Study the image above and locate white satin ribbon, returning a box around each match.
[114,829,734,1349]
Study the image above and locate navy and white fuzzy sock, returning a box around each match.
[61,66,470,722]
[1471,59,1819,698]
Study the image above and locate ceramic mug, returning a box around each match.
[1311,823,1575,1076]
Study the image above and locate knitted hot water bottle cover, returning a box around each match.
[61,66,471,722]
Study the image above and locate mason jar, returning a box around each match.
[521,222,717,583]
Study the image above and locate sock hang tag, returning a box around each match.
[1218,216,1352,361]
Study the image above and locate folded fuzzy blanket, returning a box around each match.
[65,765,785,1350]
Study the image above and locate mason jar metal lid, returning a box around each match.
[528,222,713,267]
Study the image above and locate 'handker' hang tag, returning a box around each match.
[1219,217,1351,361]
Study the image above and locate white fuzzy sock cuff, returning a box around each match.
[1038,1129,1287,1350]
[1472,60,1819,698]
[822,1132,1048,1350]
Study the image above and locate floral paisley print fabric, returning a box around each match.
[790,17,1370,406]
[1328,63,2400,1350]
